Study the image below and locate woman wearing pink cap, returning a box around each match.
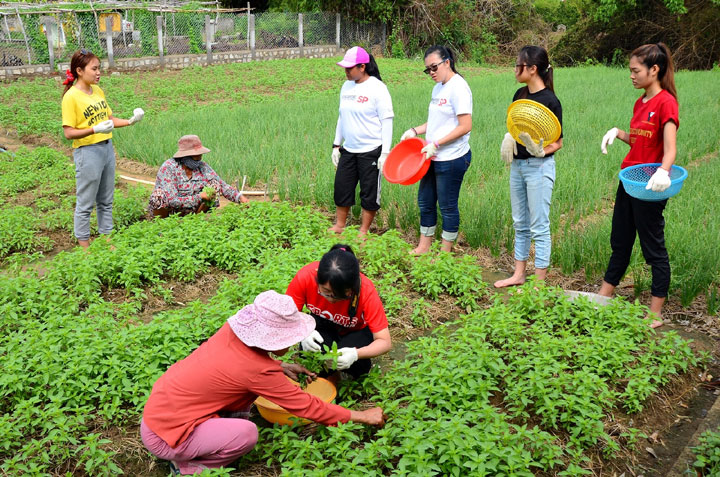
[141,290,385,475]
[148,134,249,218]
[330,46,394,236]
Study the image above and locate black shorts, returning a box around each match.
[334,146,382,211]
[305,314,374,378]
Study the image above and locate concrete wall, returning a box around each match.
[0,45,340,80]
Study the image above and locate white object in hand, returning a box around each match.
[128,108,145,125]
[300,330,324,352]
[519,132,545,157]
[601,127,619,154]
[331,147,341,168]
[421,142,438,160]
[378,152,389,172]
[400,128,417,141]
[92,120,114,134]
[646,167,671,192]
[500,132,517,164]
[336,347,358,370]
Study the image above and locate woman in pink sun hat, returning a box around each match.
[148,134,249,218]
[330,46,394,236]
[141,290,385,475]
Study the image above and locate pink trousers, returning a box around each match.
[140,418,258,474]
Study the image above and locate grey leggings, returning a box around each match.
[73,140,115,240]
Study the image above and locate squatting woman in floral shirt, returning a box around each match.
[149,135,248,217]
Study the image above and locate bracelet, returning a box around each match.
[411,127,417,136]
[332,144,340,149]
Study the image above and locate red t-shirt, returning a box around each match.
[142,323,350,448]
[286,262,389,333]
[621,89,679,169]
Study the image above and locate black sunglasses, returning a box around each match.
[423,58,447,74]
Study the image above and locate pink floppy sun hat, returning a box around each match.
[227,290,315,351]
[173,134,211,158]
[337,46,370,68]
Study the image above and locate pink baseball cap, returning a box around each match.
[337,46,370,68]
[227,290,315,351]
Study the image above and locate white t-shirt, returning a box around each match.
[338,76,394,153]
[426,74,472,161]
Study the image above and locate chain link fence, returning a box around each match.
[1,8,386,69]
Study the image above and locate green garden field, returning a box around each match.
[1,58,719,476]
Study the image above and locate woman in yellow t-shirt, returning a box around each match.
[61,49,145,248]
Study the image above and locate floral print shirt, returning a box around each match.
[149,158,243,212]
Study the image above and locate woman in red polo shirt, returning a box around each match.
[286,244,392,378]
[598,43,679,328]
[141,290,385,475]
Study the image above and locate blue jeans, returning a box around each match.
[509,156,555,269]
[417,150,471,242]
[73,140,115,240]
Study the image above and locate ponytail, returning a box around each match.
[424,45,460,75]
[517,45,554,94]
[62,49,99,97]
[364,54,383,82]
[631,42,677,99]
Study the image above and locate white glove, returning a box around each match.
[601,127,619,154]
[646,167,671,192]
[336,347,358,370]
[400,128,417,141]
[421,141,438,160]
[500,132,517,164]
[300,330,324,352]
[378,152,388,172]
[92,120,114,134]
[519,132,545,157]
[127,108,145,125]
[331,147,341,168]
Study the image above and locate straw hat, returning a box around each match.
[173,135,211,158]
[227,291,315,351]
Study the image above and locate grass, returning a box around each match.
[1,58,719,304]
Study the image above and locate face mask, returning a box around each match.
[179,157,202,170]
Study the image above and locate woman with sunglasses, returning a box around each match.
[401,45,473,254]
[286,244,391,378]
[494,45,563,289]
[61,49,144,248]
[330,46,394,236]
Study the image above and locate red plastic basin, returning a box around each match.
[383,138,432,185]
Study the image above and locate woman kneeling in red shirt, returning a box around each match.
[141,290,385,475]
[286,244,392,378]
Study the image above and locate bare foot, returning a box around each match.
[650,320,664,329]
[328,225,344,234]
[493,276,526,288]
[410,246,431,256]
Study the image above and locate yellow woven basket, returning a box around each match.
[506,99,562,147]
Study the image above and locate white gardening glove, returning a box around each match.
[331,147,341,168]
[336,347,358,370]
[500,132,517,164]
[421,141,438,160]
[300,330,324,352]
[92,120,114,134]
[601,127,619,154]
[378,152,388,172]
[518,132,545,158]
[127,108,145,125]
[400,128,417,141]
[646,167,671,192]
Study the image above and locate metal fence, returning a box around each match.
[0,8,386,69]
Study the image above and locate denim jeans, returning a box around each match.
[73,140,115,240]
[417,150,472,241]
[509,155,555,269]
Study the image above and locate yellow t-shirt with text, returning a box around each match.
[61,85,113,148]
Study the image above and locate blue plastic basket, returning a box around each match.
[618,163,688,201]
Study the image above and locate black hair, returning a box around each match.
[424,45,460,75]
[631,43,677,99]
[362,54,383,82]
[516,45,554,99]
[317,244,360,298]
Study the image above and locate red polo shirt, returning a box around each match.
[622,89,679,169]
[142,323,351,448]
